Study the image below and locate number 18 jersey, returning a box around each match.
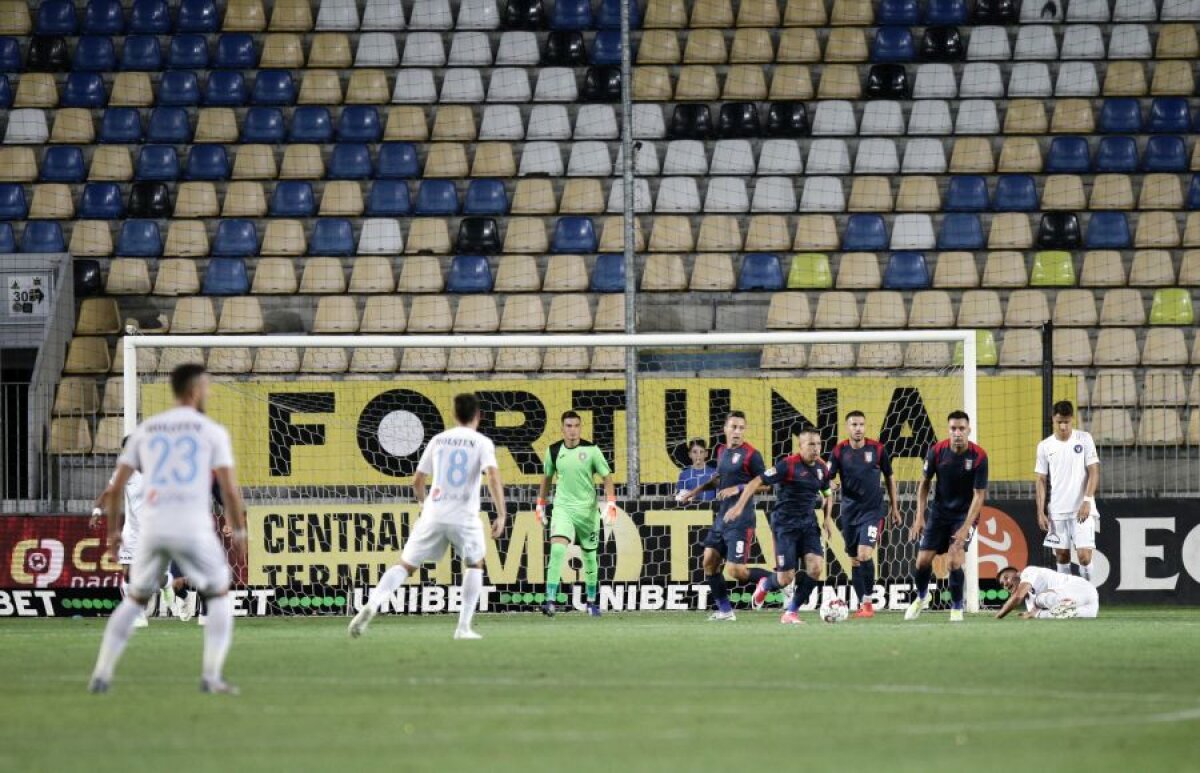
[416,426,499,524]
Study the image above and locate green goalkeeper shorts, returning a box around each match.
[550,507,600,551]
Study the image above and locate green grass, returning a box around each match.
[3,609,1199,773]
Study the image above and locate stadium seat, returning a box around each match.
[114,219,161,257]
[1149,288,1195,325]
[463,180,508,215]
[550,217,597,253]
[199,258,249,296]
[835,252,881,289]
[413,180,457,216]
[882,251,931,289]
[37,0,78,35]
[943,177,988,212]
[446,255,494,293]
[366,180,412,216]
[937,214,984,250]
[166,34,208,69]
[74,35,116,71]
[211,219,257,257]
[1095,136,1137,173]
[1098,99,1141,133]
[842,215,888,251]
[83,0,124,34]
[358,219,403,257]
[1037,213,1082,249]
[1085,212,1131,249]
[1142,136,1187,172]
[737,253,784,290]
[307,219,352,257]
[1129,250,1175,286]
[586,253,622,293]
[456,217,501,254]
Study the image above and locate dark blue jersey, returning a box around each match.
[923,439,989,517]
[828,438,893,522]
[712,442,766,520]
[761,455,830,529]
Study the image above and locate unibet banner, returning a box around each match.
[144,376,1073,487]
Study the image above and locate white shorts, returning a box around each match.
[1043,516,1096,550]
[128,530,231,599]
[401,517,486,566]
[1032,582,1100,619]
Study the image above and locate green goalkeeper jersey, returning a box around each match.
[544,440,612,511]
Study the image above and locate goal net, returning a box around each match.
[122,330,1057,617]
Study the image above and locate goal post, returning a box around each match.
[122,330,998,615]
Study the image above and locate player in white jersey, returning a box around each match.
[91,442,150,627]
[88,364,247,695]
[349,393,507,641]
[995,566,1100,619]
[1034,401,1101,581]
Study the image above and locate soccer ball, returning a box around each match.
[820,599,850,623]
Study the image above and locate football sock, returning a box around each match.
[91,597,145,681]
[788,574,817,613]
[1078,564,1092,581]
[458,568,483,632]
[546,542,568,603]
[202,594,233,683]
[762,574,782,592]
[850,565,864,603]
[1056,562,1072,575]
[581,548,598,603]
[367,564,410,612]
[914,564,933,600]
[949,568,965,610]
[707,574,731,613]
[746,567,771,585]
[860,560,876,604]
[176,585,190,602]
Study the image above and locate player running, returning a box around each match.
[905,411,989,623]
[676,411,772,621]
[350,394,507,640]
[536,411,617,618]
[827,411,901,618]
[91,440,149,628]
[1035,401,1101,582]
[88,364,247,694]
[729,430,834,624]
[995,565,1099,619]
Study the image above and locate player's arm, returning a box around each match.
[1034,473,1049,531]
[535,447,554,523]
[90,479,116,530]
[821,484,834,540]
[676,471,719,503]
[1078,462,1100,523]
[412,471,427,506]
[880,447,901,525]
[103,464,135,553]
[954,454,990,544]
[909,476,930,542]
[601,473,617,523]
[485,465,507,539]
[995,581,1034,619]
[724,476,766,522]
[214,465,247,563]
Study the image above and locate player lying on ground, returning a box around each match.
[350,393,506,640]
[828,411,901,618]
[1035,401,1101,581]
[906,411,988,623]
[995,566,1100,619]
[676,411,774,621]
[88,363,247,695]
[728,430,834,625]
[536,411,616,618]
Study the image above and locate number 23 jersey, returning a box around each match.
[416,426,499,524]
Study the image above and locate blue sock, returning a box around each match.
[850,565,864,603]
[949,568,965,610]
[764,574,782,592]
[860,560,875,603]
[914,565,933,600]
[707,574,731,613]
[746,568,770,585]
[788,574,816,613]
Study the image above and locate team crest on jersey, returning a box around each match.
[964,459,974,470]
[431,487,443,502]
[816,467,824,481]
[1074,444,1083,453]
[578,451,588,461]
[764,467,777,477]
[730,452,742,464]
[864,452,873,463]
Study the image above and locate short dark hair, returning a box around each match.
[561,410,581,423]
[997,566,1020,580]
[1053,400,1075,418]
[170,363,206,398]
[688,437,707,451]
[454,393,480,425]
[846,410,866,421]
[725,411,746,422]
[948,410,971,423]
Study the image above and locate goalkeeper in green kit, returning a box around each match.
[536,411,617,617]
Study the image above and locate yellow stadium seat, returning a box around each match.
[1103,61,1147,96]
[817,64,862,99]
[348,257,395,294]
[50,108,94,144]
[1129,250,1176,286]
[105,258,151,295]
[836,252,881,289]
[981,250,1027,287]
[0,0,31,34]
[643,0,687,28]
[110,73,154,107]
[1138,409,1184,445]
[502,218,548,254]
[110,338,157,375]
[346,70,390,104]
[633,67,673,100]
[14,73,57,108]
[560,179,604,214]
[53,378,99,416]
[761,343,808,369]
[232,145,278,180]
[406,220,451,254]
[908,290,954,328]
[784,0,827,26]
[675,66,720,101]
[905,341,952,369]
[170,297,217,334]
[769,65,814,99]
[1142,371,1188,406]
[1053,289,1099,327]
[1081,250,1126,287]
[64,337,111,375]
[312,295,360,333]
[1087,409,1134,445]
[207,348,253,374]
[1093,329,1139,366]
[88,146,132,181]
[648,216,694,252]
[1142,328,1188,366]
[361,296,407,333]
[1050,100,1094,134]
[299,257,347,294]
[593,295,625,332]
[511,179,557,215]
[261,220,307,257]
[299,70,343,104]
[447,347,495,373]
[399,346,448,375]
[385,106,430,141]
[432,106,478,141]
[397,255,445,293]
[738,0,780,25]
[814,291,860,328]
[988,214,1034,250]
[766,292,812,329]
[723,65,768,100]
[1139,174,1182,211]
[543,254,588,292]
[154,259,201,295]
[1185,214,1200,247]
[1181,251,1200,285]
[949,137,996,174]
[269,0,313,31]
[48,418,92,454]
[830,0,873,25]
[793,215,839,251]
[690,0,733,26]
[278,141,324,179]
[350,347,398,374]
[847,177,893,212]
[545,294,593,332]
[809,343,856,369]
[253,348,301,374]
[424,144,470,178]
[690,253,736,290]
[824,29,867,62]
[957,290,1003,327]
[598,216,645,252]
[0,147,35,181]
[745,215,791,251]
[494,254,541,292]
[499,295,546,332]
[223,0,266,31]
[100,378,124,414]
[1156,24,1199,58]
[471,143,516,177]
[221,181,267,217]
[857,342,903,368]
[29,184,73,219]
[194,108,239,143]
[69,221,114,257]
[641,254,688,291]
[1151,61,1193,95]
[250,257,298,294]
[932,251,979,288]
[453,295,500,333]
[218,296,264,334]
[730,29,775,63]
[1002,99,1048,134]
[997,137,1042,173]
[637,31,680,64]
[1089,174,1134,210]
[895,176,941,211]
[260,33,305,68]
[777,28,821,62]
[1092,371,1137,407]
[1041,175,1086,210]
[319,181,364,216]
[1052,329,1092,367]
[696,215,743,252]
[407,296,454,333]
[1134,211,1179,248]
[172,182,218,219]
[683,29,727,64]
[1099,288,1147,325]
[998,329,1042,367]
[308,33,353,68]
[861,291,907,328]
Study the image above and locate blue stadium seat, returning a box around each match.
[937,214,985,250]
[40,147,86,182]
[328,143,372,180]
[269,181,316,217]
[1085,212,1131,249]
[1188,176,1200,210]
[415,181,459,215]
[1148,97,1190,133]
[310,219,355,256]
[1098,99,1142,133]
[78,183,124,219]
[20,222,66,253]
[121,34,162,70]
[944,176,989,211]
[211,220,258,257]
[214,33,257,69]
[99,108,143,143]
[377,143,420,178]
[37,0,78,35]
[135,145,179,181]
[366,180,412,216]
[925,0,968,24]
[157,71,200,106]
[464,180,509,215]
[1095,137,1137,172]
[551,217,598,253]
[290,108,334,143]
[84,0,126,34]
[0,75,10,107]
[242,107,285,143]
[591,253,625,293]
[74,36,117,71]
[1046,136,1091,173]
[591,30,624,66]
[147,107,192,143]
[167,34,209,69]
[0,38,21,72]
[185,144,230,180]
[737,253,784,291]
[338,107,383,142]
[62,73,107,108]
[115,220,163,257]
[128,0,170,33]
[872,28,915,61]
[447,255,495,293]
[0,184,28,219]
[883,252,931,289]
[205,71,247,106]
[595,0,641,28]
[878,0,921,24]
[176,0,219,32]
[0,223,15,253]
[202,258,250,296]
[252,70,295,105]
[842,214,888,250]
[1142,135,1186,172]
[552,0,593,29]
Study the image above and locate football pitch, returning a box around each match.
[3,608,1198,773]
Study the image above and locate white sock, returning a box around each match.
[202,594,233,683]
[1078,564,1092,581]
[1056,563,1072,575]
[367,564,410,612]
[91,598,145,681]
[458,568,483,632]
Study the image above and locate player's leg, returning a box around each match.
[724,525,768,587]
[775,530,805,624]
[1073,517,1096,582]
[1074,583,1100,618]
[117,555,149,628]
[784,524,825,621]
[350,519,442,637]
[945,522,972,622]
[170,534,237,692]
[701,530,733,618]
[905,519,946,620]
[168,561,196,622]
[852,528,879,618]
[89,545,168,692]
[450,521,487,639]
[1049,518,1073,574]
[575,514,602,617]
[544,509,578,616]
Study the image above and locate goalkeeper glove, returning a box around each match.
[535,498,546,524]
[603,496,618,524]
